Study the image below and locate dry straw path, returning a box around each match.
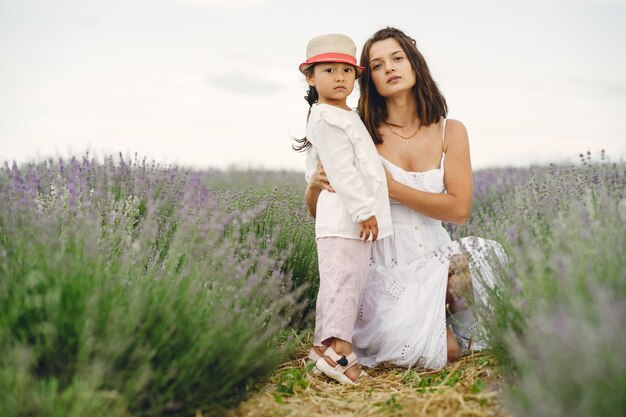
[228,343,511,417]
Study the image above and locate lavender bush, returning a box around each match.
[506,288,626,417]
[2,150,624,417]
[0,154,303,416]
[200,168,304,193]
[454,152,626,417]
[215,185,319,321]
[203,155,626,417]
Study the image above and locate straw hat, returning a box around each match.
[299,34,365,78]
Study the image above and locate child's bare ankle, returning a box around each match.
[330,339,353,356]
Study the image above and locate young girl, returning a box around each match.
[293,33,392,385]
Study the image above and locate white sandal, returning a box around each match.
[315,347,367,385]
[305,348,323,374]
[307,348,322,362]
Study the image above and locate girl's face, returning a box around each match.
[368,38,416,98]
[306,63,356,108]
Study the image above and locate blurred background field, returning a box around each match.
[1,151,624,416]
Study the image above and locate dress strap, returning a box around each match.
[440,118,447,168]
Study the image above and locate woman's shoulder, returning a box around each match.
[443,118,467,135]
[442,118,469,152]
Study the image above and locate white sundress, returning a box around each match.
[352,119,507,370]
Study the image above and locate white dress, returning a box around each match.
[352,119,507,370]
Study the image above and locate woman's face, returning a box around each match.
[368,38,416,98]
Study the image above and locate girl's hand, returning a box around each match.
[312,161,335,193]
[359,215,379,241]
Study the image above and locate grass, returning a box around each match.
[228,340,509,417]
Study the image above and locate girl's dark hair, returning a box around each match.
[358,27,447,145]
[292,66,318,152]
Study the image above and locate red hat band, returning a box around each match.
[306,52,357,66]
[299,52,365,75]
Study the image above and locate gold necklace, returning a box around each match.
[385,121,421,144]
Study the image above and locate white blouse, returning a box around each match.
[305,103,392,241]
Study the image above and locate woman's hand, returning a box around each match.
[359,215,379,241]
[311,161,335,193]
[305,161,334,218]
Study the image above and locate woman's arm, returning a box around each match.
[387,120,473,225]
[304,181,320,219]
[304,165,323,218]
[304,163,334,218]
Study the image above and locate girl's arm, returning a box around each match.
[311,120,377,223]
[387,120,472,225]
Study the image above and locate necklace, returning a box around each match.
[385,121,421,144]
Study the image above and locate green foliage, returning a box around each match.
[471,379,486,394]
[2,152,625,417]
[215,186,319,323]
[400,368,462,393]
[377,394,402,412]
[274,367,309,401]
[456,155,626,417]
[0,156,302,416]
[400,369,421,385]
[474,357,490,367]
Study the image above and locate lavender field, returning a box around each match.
[1,152,625,417]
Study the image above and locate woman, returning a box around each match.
[305,27,506,370]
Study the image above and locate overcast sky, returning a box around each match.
[1,0,625,172]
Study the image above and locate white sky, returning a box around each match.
[1,0,625,171]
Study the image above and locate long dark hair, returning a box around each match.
[292,66,318,152]
[358,27,447,145]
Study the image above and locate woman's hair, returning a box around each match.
[358,27,448,145]
[292,66,318,152]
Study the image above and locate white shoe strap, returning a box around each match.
[324,347,358,368]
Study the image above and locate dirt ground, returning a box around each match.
[227,343,511,417]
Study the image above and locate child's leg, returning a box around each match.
[314,237,371,381]
[314,237,371,346]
